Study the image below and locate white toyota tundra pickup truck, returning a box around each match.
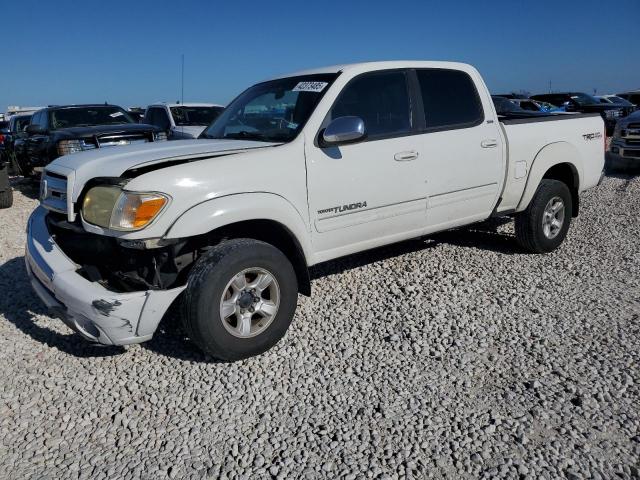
[26,61,605,360]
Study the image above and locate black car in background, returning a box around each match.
[597,96,636,117]
[530,92,624,134]
[616,91,640,106]
[15,104,165,176]
[1,114,32,171]
[0,120,12,207]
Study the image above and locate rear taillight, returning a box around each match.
[0,134,5,144]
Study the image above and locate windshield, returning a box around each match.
[570,93,599,106]
[50,106,135,129]
[170,106,224,126]
[202,73,338,142]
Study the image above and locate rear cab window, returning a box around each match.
[415,69,484,131]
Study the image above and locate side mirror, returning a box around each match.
[26,125,46,135]
[322,116,366,146]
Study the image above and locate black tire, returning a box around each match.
[181,238,298,361]
[0,166,13,209]
[0,187,13,209]
[515,179,572,253]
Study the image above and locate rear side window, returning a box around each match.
[416,69,483,130]
[146,108,170,129]
[330,70,411,139]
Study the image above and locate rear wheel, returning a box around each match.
[0,167,13,209]
[515,179,572,253]
[181,238,298,361]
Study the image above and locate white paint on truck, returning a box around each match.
[27,61,605,356]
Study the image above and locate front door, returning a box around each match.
[306,70,427,259]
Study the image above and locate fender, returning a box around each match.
[516,142,583,212]
[163,192,314,265]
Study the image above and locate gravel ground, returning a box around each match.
[0,174,639,480]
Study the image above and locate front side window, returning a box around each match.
[417,69,483,129]
[203,73,338,143]
[330,70,411,138]
[170,106,224,126]
[49,106,134,129]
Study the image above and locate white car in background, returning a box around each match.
[144,103,224,139]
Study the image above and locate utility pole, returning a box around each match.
[181,54,185,105]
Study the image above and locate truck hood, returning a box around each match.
[46,139,278,201]
[55,123,160,139]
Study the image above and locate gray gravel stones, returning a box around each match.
[0,174,639,479]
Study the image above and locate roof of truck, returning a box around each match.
[272,61,475,80]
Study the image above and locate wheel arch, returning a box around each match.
[517,142,583,217]
[164,192,312,296]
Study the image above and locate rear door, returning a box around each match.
[306,69,428,256]
[413,68,504,229]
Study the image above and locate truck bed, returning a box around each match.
[496,112,605,214]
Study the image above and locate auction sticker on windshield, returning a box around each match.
[292,81,328,92]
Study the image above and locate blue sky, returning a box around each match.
[1,0,638,111]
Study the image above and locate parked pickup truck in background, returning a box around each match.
[0,113,33,207]
[607,110,640,171]
[26,61,605,360]
[15,104,166,176]
[530,92,624,134]
[144,103,224,139]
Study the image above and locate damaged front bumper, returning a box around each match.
[25,206,185,345]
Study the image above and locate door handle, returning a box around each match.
[481,139,498,148]
[394,150,419,161]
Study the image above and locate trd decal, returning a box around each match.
[582,132,602,141]
[318,201,368,215]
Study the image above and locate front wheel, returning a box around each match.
[181,239,298,361]
[515,179,572,253]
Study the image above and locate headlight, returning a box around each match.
[153,131,167,142]
[82,185,168,231]
[57,139,97,156]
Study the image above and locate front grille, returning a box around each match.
[40,171,68,215]
[97,132,151,148]
[622,149,640,159]
[623,125,640,140]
